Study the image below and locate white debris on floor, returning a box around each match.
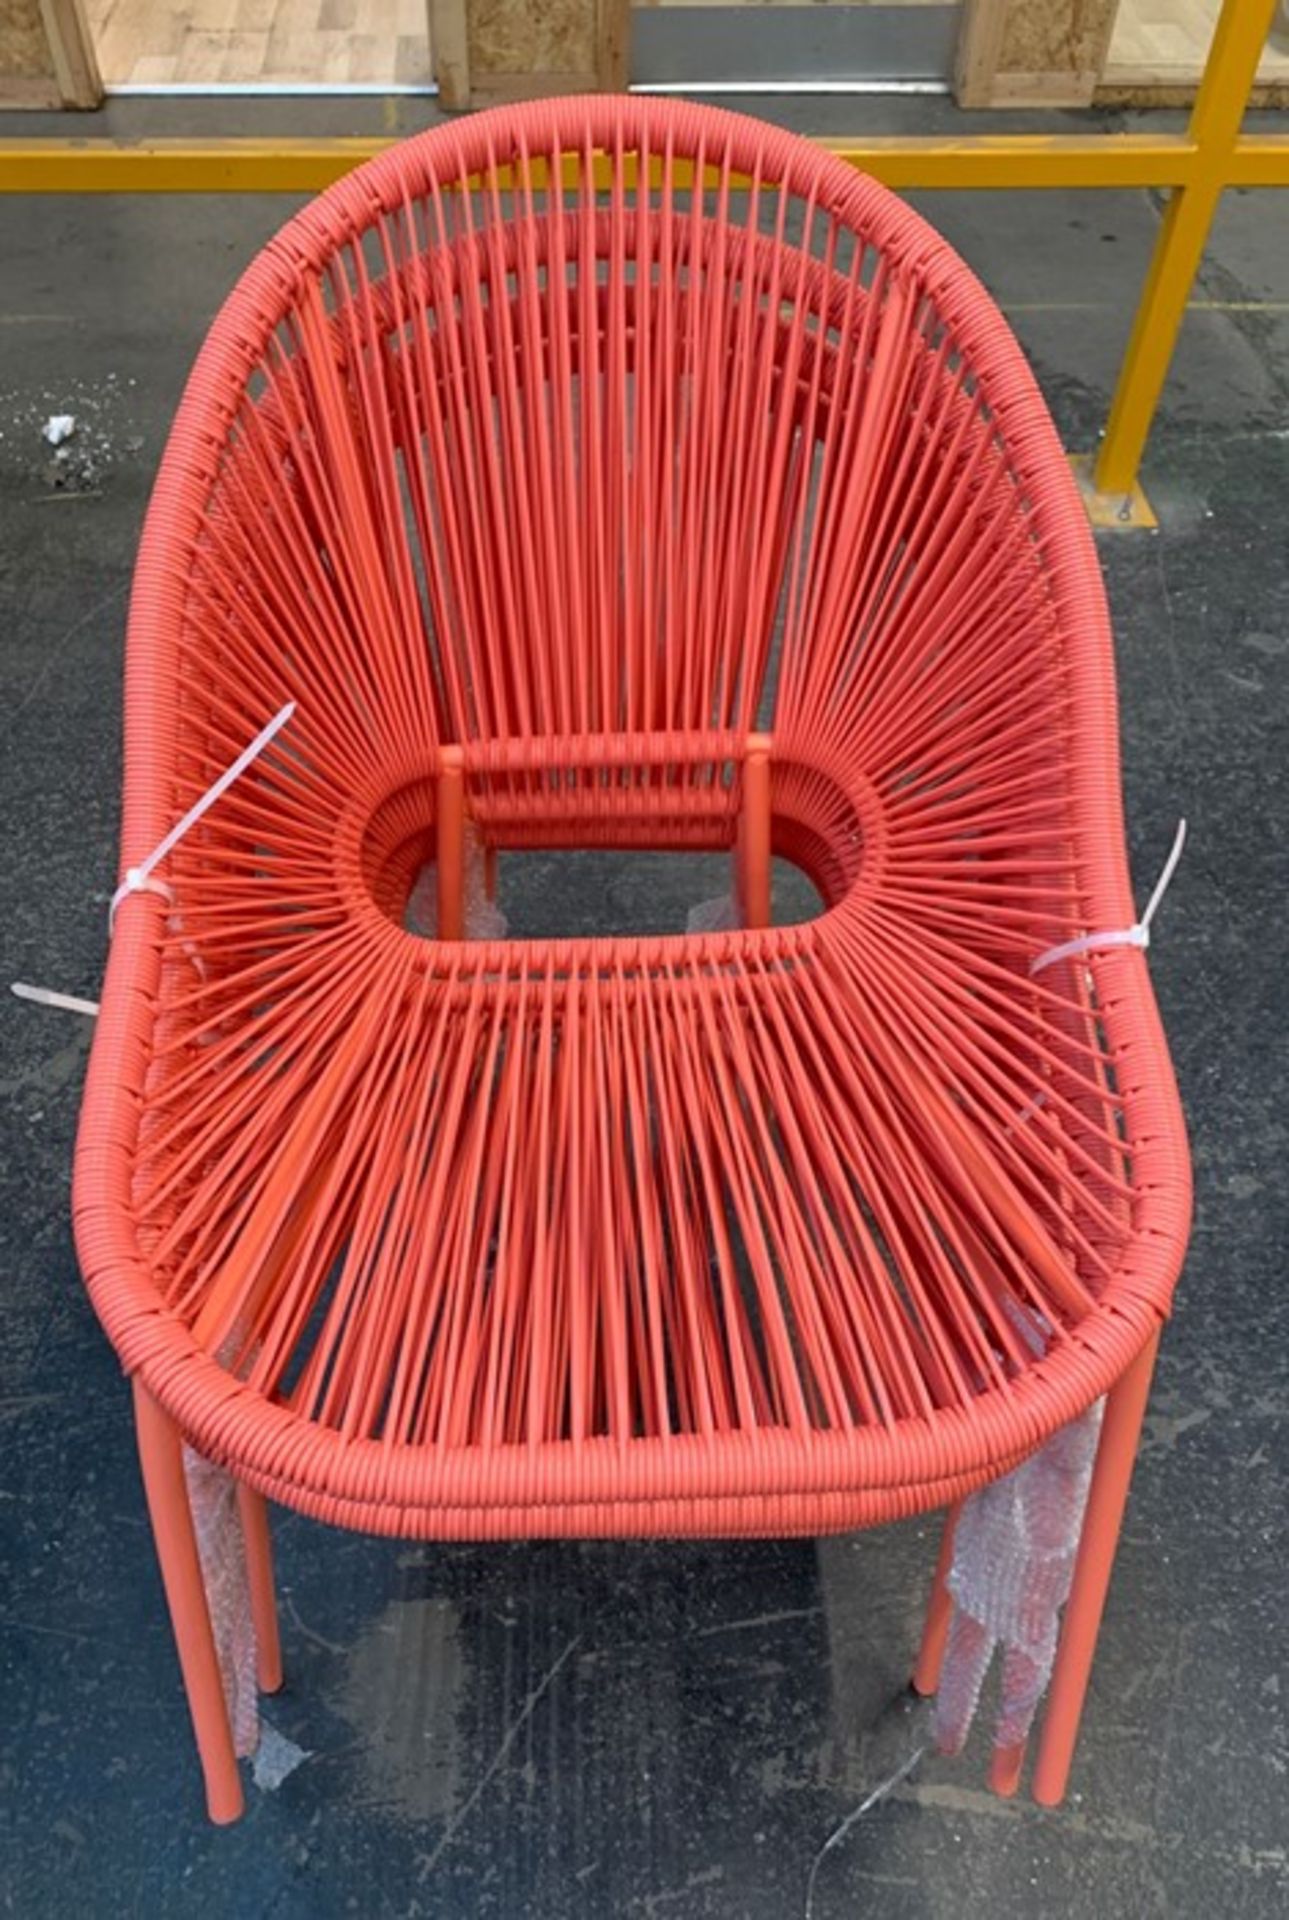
[0,374,143,494]
[252,1721,313,1793]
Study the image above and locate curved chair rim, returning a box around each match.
[73,97,1192,1531]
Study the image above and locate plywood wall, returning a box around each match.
[1,0,61,104]
[957,0,1120,107]
[432,0,627,106]
[0,0,102,107]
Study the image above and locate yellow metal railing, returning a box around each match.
[0,0,1285,519]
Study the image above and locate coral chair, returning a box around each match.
[74,98,1190,1823]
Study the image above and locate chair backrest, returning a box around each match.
[129,99,1109,857]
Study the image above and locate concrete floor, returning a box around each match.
[2,96,1288,1919]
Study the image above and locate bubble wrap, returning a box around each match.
[182,1448,261,1759]
[686,893,740,934]
[405,829,508,942]
[934,1398,1104,1757]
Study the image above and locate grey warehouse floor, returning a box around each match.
[1,93,1287,1920]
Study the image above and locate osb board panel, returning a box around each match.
[0,73,60,101]
[85,0,429,89]
[992,69,1096,104]
[468,0,595,77]
[1,0,56,79]
[1107,0,1289,86]
[652,1,947,8]
[997,0,1117,76]
[471,67,599,95]
[1098,80,1289,104]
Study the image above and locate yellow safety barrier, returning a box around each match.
[0,0,1285,523]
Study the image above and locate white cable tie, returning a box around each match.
[804,1743,926,1920]
[1029,818,1187,978]
[108,702,296,933]
[11,982,100,1018]
[1007,1087,1049,1135]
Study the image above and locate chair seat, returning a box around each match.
[74,98,1190,1542]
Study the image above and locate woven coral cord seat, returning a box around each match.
[74,99,1190,1819]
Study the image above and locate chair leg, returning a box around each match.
[912,1503,959,1697]
[132,1381,245,1824]
[738,734,773,930]
[990,1739,1027,1798]
[436,747,466,940]
[1031,1330,1161,1807]
[237,1484,283,1694]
